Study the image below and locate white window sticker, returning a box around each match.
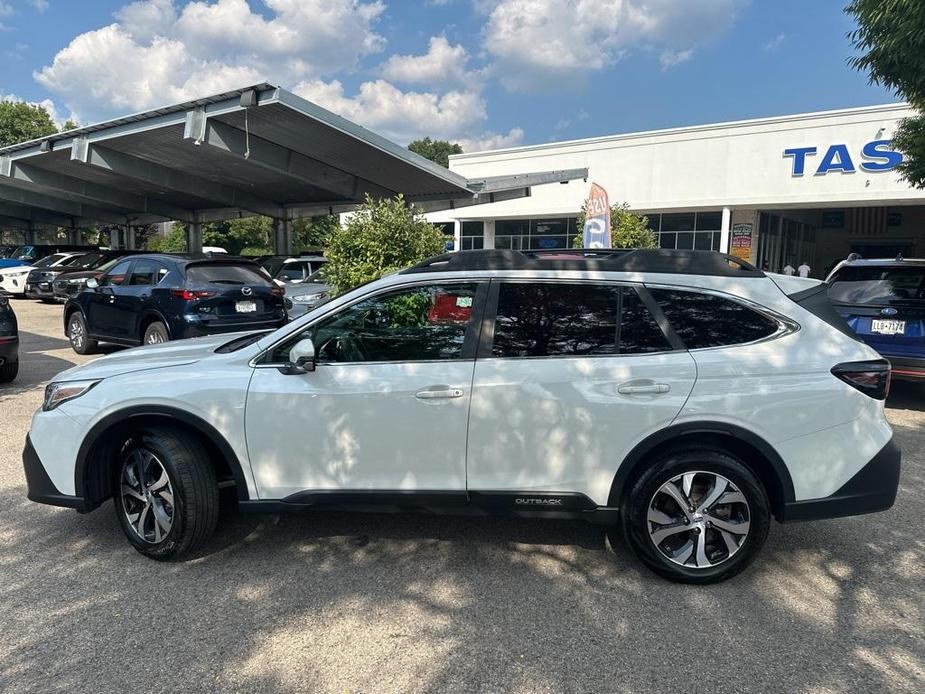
[456,296,473,308]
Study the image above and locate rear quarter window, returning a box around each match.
[185,264,272,286]
[650,288,780,349]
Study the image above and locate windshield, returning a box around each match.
[10,246,31,259]
[828,265,925,305]
[68,252,106,269]
[185,263,272,286]
[33,254,67,268]
[306,268,328,285]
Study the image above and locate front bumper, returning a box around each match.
[886,356,925,381]
[23,435,87,511]
[25,282,57,300]
[782,436,901,521]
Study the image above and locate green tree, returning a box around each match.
[408,137,463,167]
[847,0,925,187]
[62,119,79,131]
[292,214,339,252]
[0,101,57,147]
[573,202,657,249]
[324,195,446,294]
[148,225,188,252]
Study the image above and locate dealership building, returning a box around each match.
[429,103,925,278]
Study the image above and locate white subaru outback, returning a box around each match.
[23,249,901,583]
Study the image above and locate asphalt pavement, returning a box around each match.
[0,300,923,693]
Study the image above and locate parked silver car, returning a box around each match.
[285,268,332,318]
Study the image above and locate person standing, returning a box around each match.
[798,260,811,278]
[782,262,795,275]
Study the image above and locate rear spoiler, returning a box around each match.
[767,273,825,297]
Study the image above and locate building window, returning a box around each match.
[460,221,484,250]
[495,218,580,250]
[648,212,723,252]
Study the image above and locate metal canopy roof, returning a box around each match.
[0,84,587,231]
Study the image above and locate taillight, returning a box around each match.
[831,359,891,400]
[171,289,215,301]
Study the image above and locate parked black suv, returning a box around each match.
[63,254,288,354]
[0,291,18,383]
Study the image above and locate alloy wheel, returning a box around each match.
[647,470,751,569]
[146,331,164,345]
[120,448,175,544]
[69,316,84,350]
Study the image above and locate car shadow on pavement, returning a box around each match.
[0,419,921,693]
[0,331,120,398]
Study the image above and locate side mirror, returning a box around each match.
[286,337,316,374]
[85,277,99,289]
[273,279,286,288]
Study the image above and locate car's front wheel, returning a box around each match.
[114,428,219,560]
[67,311,98,355]
[619,448,770,584]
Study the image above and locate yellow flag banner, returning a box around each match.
[582,182,611,248]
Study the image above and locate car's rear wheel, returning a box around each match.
[67,311,97,355]
[143,321,169,345]
[619,448,770,584]
[114,428,219,560]
[0,359,17,383]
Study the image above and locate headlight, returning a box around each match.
[66,278,86,285]
[43,380,100,411]
[292,292,326,303]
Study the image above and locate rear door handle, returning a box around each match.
[617,383,671,395]
[415,386,464,400]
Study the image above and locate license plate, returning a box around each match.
[871,319,905,335]
[235,300,257,314]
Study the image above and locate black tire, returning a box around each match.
[66,310,97,355]
[113,427,219,560]
[142,321,169,345]
[0,359,17,383]
[617,448,770,584]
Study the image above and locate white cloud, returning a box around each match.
[0,3,15,17]
[659,48,693,69]
[294,78,490,144]
[28,0,49,12]
[482,0,745,90]
[457,128,524,152]
[380,36,475,89]
[35,0,386,119]
[764,33,786,52]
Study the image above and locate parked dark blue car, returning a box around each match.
[63,254,288,354]
[827,258,925,380]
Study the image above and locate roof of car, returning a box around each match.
[402,249,764,278]
[121,253,261,266]
[839,258,925,267]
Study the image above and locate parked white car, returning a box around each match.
[0,252,83,296]
[23,249,900,583]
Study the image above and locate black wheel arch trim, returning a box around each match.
[76,404,251,510]
[608,421,796,517]
[138,309,172,341]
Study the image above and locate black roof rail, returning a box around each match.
[401,248,764,277]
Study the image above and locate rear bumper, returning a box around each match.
[174,316,288,339]
[23,435,87,511]
[782,436,901,521]
[886,356,925,380]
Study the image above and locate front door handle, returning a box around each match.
[617,382,671,395]
[415,386,464,400]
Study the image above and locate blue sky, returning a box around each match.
[0,0,897,150]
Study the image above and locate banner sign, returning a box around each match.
[730,223,753,261]
[582,183,611,248]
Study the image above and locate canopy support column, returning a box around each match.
[187,221,202,253]
[272,218,292,256]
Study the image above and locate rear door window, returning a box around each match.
[649,288,779,349]
[186,263,272,286]
[128,260,168,287]
[828,266,925,305]
[490,283,671,358]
